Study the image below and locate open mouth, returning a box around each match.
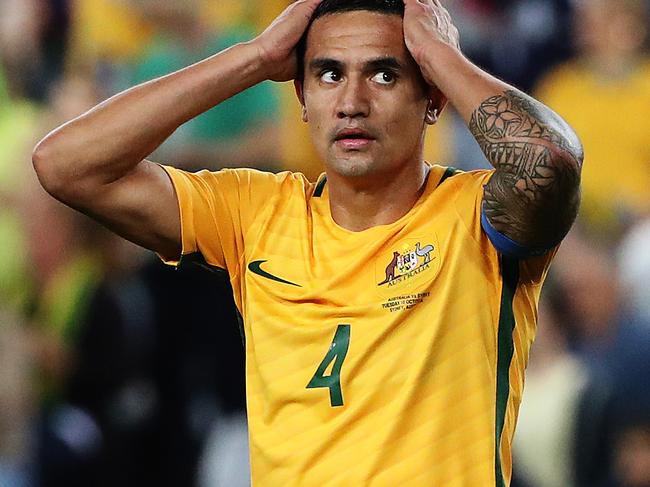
[334,129,376,149]
[334,129,374,141]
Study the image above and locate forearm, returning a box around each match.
[421,44,582,158]
[402,0,583,247]
[423,44,584,247]
[33,41,268,195]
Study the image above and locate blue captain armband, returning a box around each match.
[480,208,553,259]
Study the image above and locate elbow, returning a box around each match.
[32,134,78,202]
[571,138,584,173]
[561,126,585,173]
[32,137,63,198]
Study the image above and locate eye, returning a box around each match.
[371,71,396,85]
[320,70,342,84]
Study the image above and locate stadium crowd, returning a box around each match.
[0,0,649,486]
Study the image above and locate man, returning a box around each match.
[33,0,583,485]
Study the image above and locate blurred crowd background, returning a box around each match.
[1,0,649,486]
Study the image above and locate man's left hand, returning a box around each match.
[403,0,460,86]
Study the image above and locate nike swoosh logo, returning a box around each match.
[248,260,301,287]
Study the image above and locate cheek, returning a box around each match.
[384,89,427,117]
[305,109,330,151]
[383,101,427,139]
[303,98,331,130]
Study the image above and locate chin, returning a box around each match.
[328,154,376,178]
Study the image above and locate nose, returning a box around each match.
[336,76,370,119]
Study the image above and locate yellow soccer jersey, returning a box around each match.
[161,163,555,487]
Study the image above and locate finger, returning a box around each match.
[403,0,423,6]
[431,0,450,15]
[293,0,322,11]
[410,0,436,13]
[291,0,323,22]
[427,0,449,16]
[404,0,431,12]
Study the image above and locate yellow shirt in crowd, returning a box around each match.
[536,59,650,229]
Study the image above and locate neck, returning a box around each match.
[326,161,429,232]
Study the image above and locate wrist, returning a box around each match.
[416,41,465,86]
[418,43,511,121]
[237,40,275,82]
[244,39,272,79]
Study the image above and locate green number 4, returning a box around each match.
[306,324,351,407]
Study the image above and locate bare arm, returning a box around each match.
[32,0,323,260]
[469,90,582,247]
[404,0,583,249]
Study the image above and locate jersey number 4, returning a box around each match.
[306,324,351,407]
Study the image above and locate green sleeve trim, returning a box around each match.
[313,176,327,197]
[495,256,520,487]
[437,166,461,187]
[178,252,227,274]
[234,309,246,348]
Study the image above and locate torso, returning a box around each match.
[224,165,551,486]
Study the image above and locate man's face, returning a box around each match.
[299,11,431,179]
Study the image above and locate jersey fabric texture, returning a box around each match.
[160,163,555,487]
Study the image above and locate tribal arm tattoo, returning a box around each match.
[468,89,584,249]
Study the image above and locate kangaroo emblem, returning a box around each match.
[383,251,400,283]
[415,242,434,263]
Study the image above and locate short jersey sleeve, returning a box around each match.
[447,168,557,284]
[159,165,288,277]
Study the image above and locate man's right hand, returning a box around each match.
[252,0,323,82]
[32,2,324,263]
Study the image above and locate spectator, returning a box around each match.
[535,0,650,237]
[513,295,590,487]
[550,230,650,486]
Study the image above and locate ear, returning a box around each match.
[294,79,308,123]
[425,86,449,125]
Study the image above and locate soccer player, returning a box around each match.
[32,0,583,485]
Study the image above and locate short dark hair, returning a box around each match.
[296,0,405,80]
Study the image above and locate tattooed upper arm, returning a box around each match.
[468,89,584,249]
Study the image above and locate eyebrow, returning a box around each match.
[365,57,403,72]
[308,56,403,74]
[309,58,342,73]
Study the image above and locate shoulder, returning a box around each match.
[163,166,313,190]
[428,166,495,230]
[436,166,495,195]
[223,168,315,195]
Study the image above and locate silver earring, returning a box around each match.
[426,108,438,125]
